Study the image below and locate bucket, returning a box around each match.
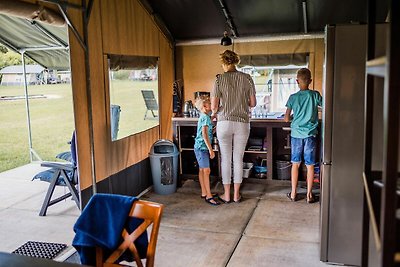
[275,160,292,180]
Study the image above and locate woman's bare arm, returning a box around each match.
[249,94,257,108]
[211,96,220,115]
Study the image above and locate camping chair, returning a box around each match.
[32,131,80,216]
[95,199,164,267]
[37,161,79,216]
[141,90,158,119]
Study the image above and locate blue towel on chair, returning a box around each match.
[72,193,148,265]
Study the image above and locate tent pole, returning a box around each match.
[83,1,97,195]
[21,51,42,162]
[21,51,33,162]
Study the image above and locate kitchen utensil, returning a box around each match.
[183,100,193,117]
[194,91,210,100]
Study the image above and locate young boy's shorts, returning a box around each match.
[291,136,317,165]
[194,148,210,168]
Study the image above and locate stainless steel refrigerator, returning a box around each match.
[320,24,385,266]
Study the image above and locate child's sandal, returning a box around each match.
[205,197,220,206]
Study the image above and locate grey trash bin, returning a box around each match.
[149,139,179,195]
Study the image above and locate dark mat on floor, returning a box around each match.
[12,241,67,259]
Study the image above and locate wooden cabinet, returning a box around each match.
[172,117,291,182]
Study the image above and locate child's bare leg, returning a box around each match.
[203,168,218,205]
[306,164,314,200]
[198,169,206,197]
[203,168,213,198]
[291,163,300,198]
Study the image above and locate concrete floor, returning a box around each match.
[0,163,79,255]
[144,179,328,267]
[0,163,337,266]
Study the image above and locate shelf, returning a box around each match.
[362,172,382,252]
[244,150,267,154]
[373,178,400,197]
[182,148,268,154]
[181,148,220,152]
[366,56,386,77]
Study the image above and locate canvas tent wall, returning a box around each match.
[0,65,44,86]
[0,0,175,202]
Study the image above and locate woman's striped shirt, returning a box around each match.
[211,71,256,123]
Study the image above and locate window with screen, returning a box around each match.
[107,54,159,141]
[238,53,309,115]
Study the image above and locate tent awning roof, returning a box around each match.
[0,64,45,74]
[0,13,70,70]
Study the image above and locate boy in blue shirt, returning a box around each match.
[284,68,322,203]
[194,96,219,206]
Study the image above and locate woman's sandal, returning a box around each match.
[217,195,232,204]
[233,194,242,203]
[286,192,299,202]
[205,197,220,206]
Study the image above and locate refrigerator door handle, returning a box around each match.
[322,161,332,165]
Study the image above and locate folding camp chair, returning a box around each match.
[38,161,79,216]
[141,90,158,119]
[32,131,80,216]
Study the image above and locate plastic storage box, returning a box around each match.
[243,162,254,178]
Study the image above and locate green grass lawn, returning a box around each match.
[0,80,159,172]
[109,80,159,139]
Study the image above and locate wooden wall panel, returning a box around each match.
[234,39,316,55]
[176,38,325,103]
[68,0,171,189]
[176,44,224,102]
[159,33,174,139]
[88,1,108,181]
[109,126,159,175]
[100,0,159,56]
[314,39,325,93]
[67,0,93,190]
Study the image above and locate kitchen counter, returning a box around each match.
[172,116,292,181]
[172,116,289,123]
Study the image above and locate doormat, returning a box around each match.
[12,241,67,259]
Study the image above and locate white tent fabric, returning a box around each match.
[0,13,69,70]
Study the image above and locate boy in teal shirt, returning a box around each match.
[284,68,322,203]
[194,96,219,206]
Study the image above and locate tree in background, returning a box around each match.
[0,44,35,82]
[0,45,7,53]
[0,44,35,69]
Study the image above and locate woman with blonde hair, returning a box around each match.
[211,50,257,203]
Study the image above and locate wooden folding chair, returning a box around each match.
[95,200,164,267]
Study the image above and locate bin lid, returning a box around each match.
[149,139,179,155]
